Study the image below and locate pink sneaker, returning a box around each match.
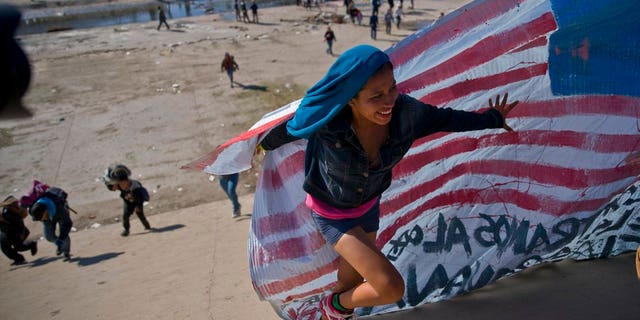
[319,293,355,320]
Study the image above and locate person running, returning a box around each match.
[221,52,239,88]
[103,164,152,237]
[324,26,336,56]
[29,186,74,261]
[0,196,37,265]
[259,45,518,319]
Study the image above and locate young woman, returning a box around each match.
[260,44,518,319]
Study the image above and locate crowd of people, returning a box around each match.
[0,150,244,266]
[234,0,260,24]
[1,162,245,265]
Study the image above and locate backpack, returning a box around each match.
[140,186,150,202]
[43,187,77,215]
[29,187,73,221]
[44,187,68,208]
[130,180,150,203]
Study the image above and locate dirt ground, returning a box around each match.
[1,0,468,233]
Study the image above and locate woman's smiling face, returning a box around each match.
[348,63,398,127]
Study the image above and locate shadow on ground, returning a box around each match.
[150,223,185,233]
[75,251,125,266]
[234,82,268,91]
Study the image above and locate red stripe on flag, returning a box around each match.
[259,151,305,190]
[510,36,548,54]
[419,63,549,106]
[256,231,326,264]
[418,156,635,197]
[389,0,528,66]
[398,13,556,94]
[254,202,311,239]
[508,96,640,119]
[255,258,339,299]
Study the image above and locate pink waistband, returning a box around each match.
[305,194,379,220]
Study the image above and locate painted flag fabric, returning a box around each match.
[185,0,640,318]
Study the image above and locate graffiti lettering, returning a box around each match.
[386,213,597,260]
[386,225,424,261]
[421,214,471,256]
[399,256,533,308]
[474,214,516,254]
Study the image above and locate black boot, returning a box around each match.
[11,256,26,265]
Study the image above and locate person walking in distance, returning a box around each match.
[250,0,259,24]
[234,0,241,22]
[384,9,393,34]
[369,11,378,40]
[394,5,403,29]
[241,0,251,23]
[324,26,336,56]
[221,52,239,88]
[157,6,170,30]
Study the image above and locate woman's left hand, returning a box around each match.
[489,93,519,131]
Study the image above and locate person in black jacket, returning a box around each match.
[157,6,170,30]
[103,164,152,237]
[1,196,37,265]
[324,26,336,56]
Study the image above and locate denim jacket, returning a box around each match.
[261,94,504,209]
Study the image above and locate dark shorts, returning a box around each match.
[310,200,380,246]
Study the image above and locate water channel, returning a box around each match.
[18,0,297,35]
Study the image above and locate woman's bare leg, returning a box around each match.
[332,227,404,309]
[333,232,377,293]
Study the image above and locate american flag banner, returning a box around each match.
[185,0,640,318]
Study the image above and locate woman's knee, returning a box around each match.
[373,268,405,303]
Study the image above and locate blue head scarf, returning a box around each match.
[286,45,390,139]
